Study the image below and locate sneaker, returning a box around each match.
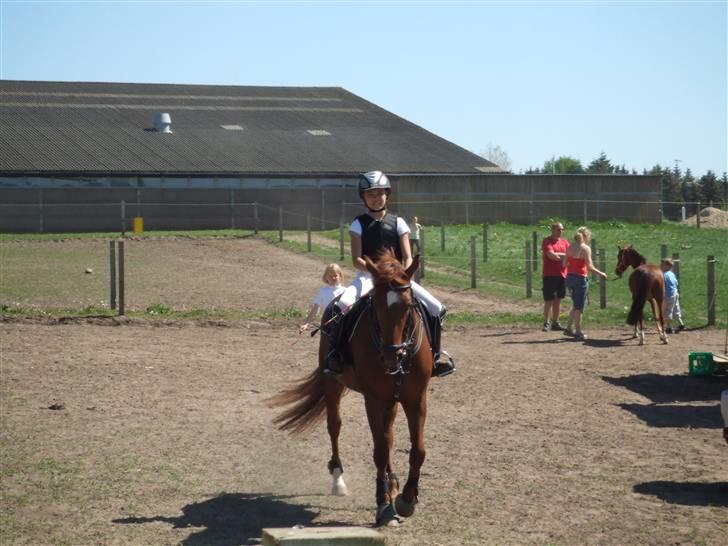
[563,328,575,337]
[677,323,686,331]
[542,321,551,332]
[665,327,673,334]
[551,322,564,331]
[574,332,587,341]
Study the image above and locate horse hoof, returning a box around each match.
[395,494,417,518]
[331,469,349,496]
[375,503,400,527]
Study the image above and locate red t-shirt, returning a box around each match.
[542,237,570,278]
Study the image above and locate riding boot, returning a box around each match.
[431,307,456,377]
[323,306,345,374]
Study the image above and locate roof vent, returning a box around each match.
[153,112,172,133]
[307,129,331,136]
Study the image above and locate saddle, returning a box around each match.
[319,294,434,369]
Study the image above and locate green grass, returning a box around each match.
[1,221,725,328]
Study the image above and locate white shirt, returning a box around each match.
[313,284,345,308]
[349,216,410,237]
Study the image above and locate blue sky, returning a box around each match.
[1,1,726,176]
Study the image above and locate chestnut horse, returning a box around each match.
[269,250,432,527]
[615,245,668,345]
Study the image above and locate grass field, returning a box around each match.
[1,220,726,328]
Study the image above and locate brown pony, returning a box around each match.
[615,245,668,345]
[268,249,432,527]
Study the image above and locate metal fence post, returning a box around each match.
[599,248,606,309]
[470,236,477,289]
[707,255,715,326]
[525,240,532,298]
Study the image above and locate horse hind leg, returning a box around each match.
[638,319,646,345]
[651,298,669,344]
[326,382,349,496]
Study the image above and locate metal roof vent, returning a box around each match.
[153,112,172,133]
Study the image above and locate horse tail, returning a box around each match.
[627,271,648,326]
[267,369,331,435]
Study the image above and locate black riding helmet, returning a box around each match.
[358,171,391,197]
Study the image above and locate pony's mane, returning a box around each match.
[620,246,647,265]
[371,248,408,287]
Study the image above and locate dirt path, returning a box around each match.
[1,237,727,546]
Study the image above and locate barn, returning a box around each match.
[0,80,660,232]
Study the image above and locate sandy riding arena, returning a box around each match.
[1,238,727,546]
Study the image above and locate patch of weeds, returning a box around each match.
[145,303,171,316]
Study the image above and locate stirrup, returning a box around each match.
[432,350,456,377]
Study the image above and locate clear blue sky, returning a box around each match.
[1,1,726,176]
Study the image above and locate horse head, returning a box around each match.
[615,245,647,277]
[364,250,420,374]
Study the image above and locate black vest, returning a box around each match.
[357,212,403,263]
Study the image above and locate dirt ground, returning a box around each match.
[1,238,727,546]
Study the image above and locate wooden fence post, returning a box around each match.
[121,200,126,238]
[696,202,701,229]
[339,221,345,261]
[525,241,532,298]
[109,241,117,310]
[672,252,680,282]
[591,238,597,281]
[253,202,259,234]
[599,248,606,309]
[707,255,715,325]
[470,236,477,289]
[278,207,283,242]
[118,241,125,316]
[306,214,311,252]
[483,223,488,262]
[440,221,445,253]
[532,231,538,272]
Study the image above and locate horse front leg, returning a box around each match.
[365,397,400,527]
[395,394,427,519]
[638,318,645,345]
[326,380,348,496]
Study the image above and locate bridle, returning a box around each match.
[616,248,646,277]
[368,282,424,375]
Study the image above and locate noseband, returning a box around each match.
[369,283,424,375]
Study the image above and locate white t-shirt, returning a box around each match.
[313,284,345,308]
[349,216,410,237]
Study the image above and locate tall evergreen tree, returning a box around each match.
[721,172,728,205]
[586,152,614,174]
[698,170,721,206]
[661,164,682,219]
[681,169,698,203]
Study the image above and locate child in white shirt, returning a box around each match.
[299,264,345,333]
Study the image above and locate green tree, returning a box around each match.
[720,172,728,206]
[586,152,614,174]
[681,169,698,203]
[698,170,721,206]
[543,155,584,174]
[661,164,682,219]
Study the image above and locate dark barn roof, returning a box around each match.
[0,80,501,177]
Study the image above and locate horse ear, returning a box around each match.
[405,254,420,280]
[363,255,378,276]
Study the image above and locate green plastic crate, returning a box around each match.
[688,352,714,376]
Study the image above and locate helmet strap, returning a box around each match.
[366,206,387,213]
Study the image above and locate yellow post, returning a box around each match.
[133,216,144,234]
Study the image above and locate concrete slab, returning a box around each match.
[261,526,386,546]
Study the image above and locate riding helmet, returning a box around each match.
[358,171,391,197]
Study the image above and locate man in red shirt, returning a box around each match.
[541,222,570,331]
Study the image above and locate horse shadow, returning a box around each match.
[616,402,723,428]
[602,373,728,404]
[633,481,728,507]
[112,492,347,546]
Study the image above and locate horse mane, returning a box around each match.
[371,248,409,288]
[627,247,647,265]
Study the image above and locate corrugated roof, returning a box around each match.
[0,80,503,176]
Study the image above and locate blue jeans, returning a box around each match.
[566,274,588,311]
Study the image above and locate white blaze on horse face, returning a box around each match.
[386,289,400,309]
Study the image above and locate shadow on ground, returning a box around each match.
[633,481,728,507]
[603,373,728,404]
[113,492,349,546]
[617,403,723,428]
